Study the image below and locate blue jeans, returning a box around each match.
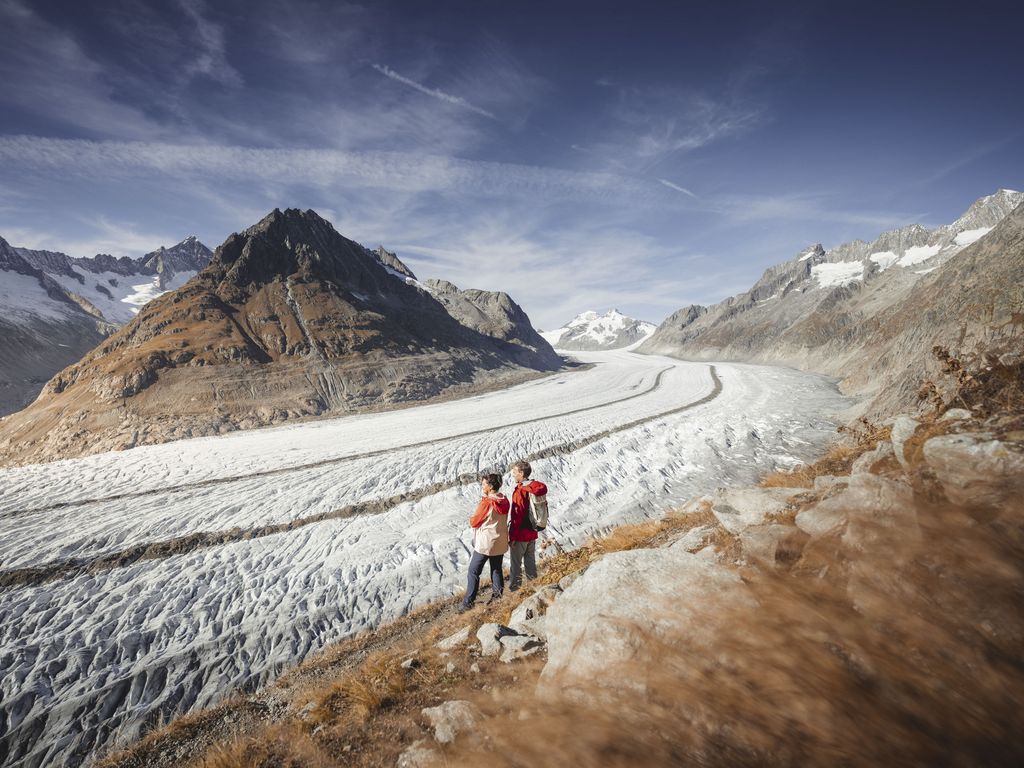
[463,551,504,608]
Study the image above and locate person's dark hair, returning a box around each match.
[482,473,502,492]
[511,460,532,478]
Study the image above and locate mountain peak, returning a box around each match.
[543,308,656,350]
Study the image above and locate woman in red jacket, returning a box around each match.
[460,473,510,611]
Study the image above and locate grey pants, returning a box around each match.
[509,540,537,590]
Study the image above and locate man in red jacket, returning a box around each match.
[508,460,547,591]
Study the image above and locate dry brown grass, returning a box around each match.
[921,344,1024,418]
[200,723,330,768]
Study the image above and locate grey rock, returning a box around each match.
[476,623,517,657]
[708,487,793,534]
[396,738,438,767]
[890,415,920,469]
[739,524,807,567]
[795,501,848,537]
[851,441,895,475]
[939,408,973,422]
[923,432,1024,508]
[813,474,848,491]
[400,657,420,670]
[499,634,545,663]
[540,547,754,691]
[667,524,716,552]
[558,571,582,591]
[435,626,471,650]
[508,585,562,638]
[421,700,480,744]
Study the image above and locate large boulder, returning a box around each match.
[539,547,754,692]
[707,487,795,534]
[922,432,1024,509]
[476,623,517,657]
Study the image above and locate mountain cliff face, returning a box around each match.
[639,189,1024,414]
[424,278,559,365]
[0,234,212,416]
[0,237,115,416]
[540,309,656,351]
[0,209,560,466]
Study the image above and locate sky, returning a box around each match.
[0,0,1022,329]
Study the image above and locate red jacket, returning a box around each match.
[509,480,547,542]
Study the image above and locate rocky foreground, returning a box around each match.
[98,378,1024,767]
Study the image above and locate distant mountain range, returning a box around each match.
[0,209,560,466]
[639,189,1024,415]
[0,235,212,416]
[541,309,656,351]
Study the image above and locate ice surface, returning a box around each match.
[953,226,992,246]
[898,244,941,267]
[811,260,863,288]
[869,251,899,271]
[0,351,847,767]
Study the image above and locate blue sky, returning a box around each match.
[0,0,1021,329]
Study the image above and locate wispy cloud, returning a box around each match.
[0,135,662,203]
[372,63,496,119]
[658,178,698,198]
[0,0,167,139]
[573,83,767,175]
[4,217,182,259]
[177,0,243,87]
[702,191,925,240]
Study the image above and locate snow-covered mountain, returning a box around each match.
[0,235,212,416]
[541,309,656,351]
[15,235,212,324]
[640,188,1024,415]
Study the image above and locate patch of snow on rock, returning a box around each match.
[869,251,899,271]
[898,244,941,267]
[811,260,862,288]
[954,227,992,246]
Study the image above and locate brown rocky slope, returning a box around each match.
[0,209,560,466]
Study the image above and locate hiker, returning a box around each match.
[508,460,548,591]
[460,473,510,611]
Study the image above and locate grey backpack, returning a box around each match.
[528,492,549,531]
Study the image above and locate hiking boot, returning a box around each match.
[486,594,501,605]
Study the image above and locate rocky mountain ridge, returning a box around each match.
[0,234,212,416]
[540,308,657,350]
[639,189,1024,415]
[0,209,560,466]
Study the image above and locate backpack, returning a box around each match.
[527,491,549,531]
